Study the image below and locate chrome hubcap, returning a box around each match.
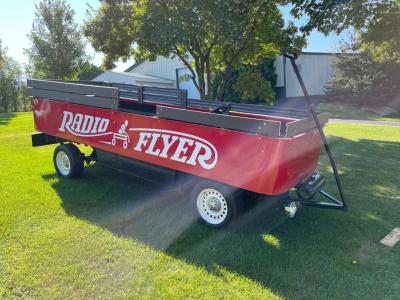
[56,151,71,176]
[207,197,221,211]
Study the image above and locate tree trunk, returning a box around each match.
[195,57,206,100]
[198,79,205,100]
[13,92,19,112]
[205,58,212,100]
[2,98,8,113]
[216,65,233,101]
[23,96,28,111]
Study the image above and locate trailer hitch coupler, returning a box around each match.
[296,172,325,201]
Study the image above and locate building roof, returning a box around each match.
[300,51,340,56]
[93,71,174,84]
[123,52,339,72]
[125,59,145,72]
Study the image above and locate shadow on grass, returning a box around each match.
[0,112,16,126]
[44,136,400,299]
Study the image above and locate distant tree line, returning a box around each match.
[326,1,400,111]
[1,0,103,113]
[0,42,27,113]
[2,0,397,112]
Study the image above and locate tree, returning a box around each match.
[358,1,400,63]
[326,40,400,108]
[289,0,400,109]
[76,62,104,80]
[288,0,392,33]
[233,70,275,104]
[212,58,277,104]
[25,0,88,79]
[0,55,23,113]
[289,0,400,62]
[0,39,5,69]
[84,0,304,100]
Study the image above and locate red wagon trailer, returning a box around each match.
[27,53,346,227]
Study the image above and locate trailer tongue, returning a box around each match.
[27,53,346,227]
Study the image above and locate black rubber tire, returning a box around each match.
[53,143,84,178]
[175,172,198,198]
[191,179,238,228]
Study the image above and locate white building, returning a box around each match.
[93,71,175,89]
[125,56,201,98]
[274,52,336,98]
[97,52,336,99]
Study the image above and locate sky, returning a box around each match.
[0,1,351,72]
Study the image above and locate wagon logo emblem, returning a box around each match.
[58,111,111,137]
[112,120,130,149]
[129,128,218,170]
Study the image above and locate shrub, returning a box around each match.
[212,58,277,105]
[233,70,275,105]
[326,50,400,108]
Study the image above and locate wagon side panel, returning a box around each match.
[32,98,294,195]
[269,130,322,195]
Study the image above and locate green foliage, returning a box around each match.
[289,0,400,63]
[324,1,400,109]
[84,0,304,100]
[0,55,23,113]
[26,0,88,79]
[288,1,394,34]
[0,42,30,113]
[0,39,5,69]
[84,1,136,70]
[359,1,400,63]
[326,47,400,108]
[212,58,276,104]
[293,0,400,109]
[76,63,104,80]
[233,71,275,105]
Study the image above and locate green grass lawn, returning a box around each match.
[1,112,399,299]
[318,102,400,122]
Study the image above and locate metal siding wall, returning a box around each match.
[177,68,201,99]
[285,54,334,97]
[129,53,335,98]
[274,56,284,87]
[131,55,185,81]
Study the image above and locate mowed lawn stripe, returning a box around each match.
[1,112,399,299]
[0,113,279,299]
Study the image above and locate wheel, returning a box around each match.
[174,172,197,197]
[191,180,238,228]
[53,143,84,178]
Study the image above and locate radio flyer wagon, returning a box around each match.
[27,52,346,227]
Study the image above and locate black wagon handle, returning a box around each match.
[282,49,347,210]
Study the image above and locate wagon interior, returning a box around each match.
[27,79,328,138]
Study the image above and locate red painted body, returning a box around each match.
[32,97,321,195]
